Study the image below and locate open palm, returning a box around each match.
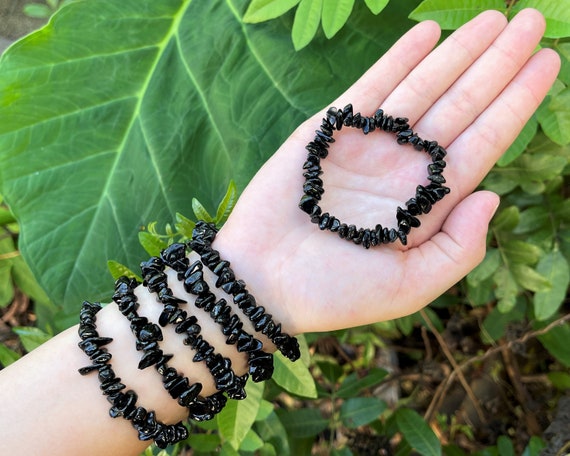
[215,9,560,335]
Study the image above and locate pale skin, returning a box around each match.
[0,9,561,456]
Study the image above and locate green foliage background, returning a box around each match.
[0,0,568,454]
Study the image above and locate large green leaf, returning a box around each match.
[0,0,415,315]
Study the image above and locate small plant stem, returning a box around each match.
[420,309,487,424]
[500,342,542,435]
[0,251,20,260]
[425,313,570,422]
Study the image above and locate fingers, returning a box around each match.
[449,47,561,195]
[330,20,441,114]
[381,10,508,121]
[415,8,548,145]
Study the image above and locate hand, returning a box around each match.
[215,9,560,335]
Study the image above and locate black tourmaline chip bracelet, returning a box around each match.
[77,300,189,449]
[77,221,301,448]
[299,104,450,248]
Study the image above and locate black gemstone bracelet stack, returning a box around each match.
[299,104,450,248]
[77,102,447,448]
[78,222,300,448]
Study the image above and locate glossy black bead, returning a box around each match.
[362,229,372,249]
[178,382,202,407]
[347,224,357,239]
[325,107,338,126]
[338,223,348,239]
[352,228,364,245]
[318,212,331,230]
[175,315,198,334]
[303,156,321,171]
[316,129,335,144]
[299,195,319,215]
[342,104,354,126]
[303,182,324,199]
[397,129,413,144]
[320,120,333,136]
[396,206,421,228]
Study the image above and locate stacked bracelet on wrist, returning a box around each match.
[77,222,300,448]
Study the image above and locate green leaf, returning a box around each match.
[0,343,21,367]
[12,326,52,352]
[0,0,417,314]
[218,380,263,450]
[0,235,17,307]
[364,0,389,15]
[547,371,570,390]
[273,351,317,398]
[467,274,494,306]
[0,261,14,308]
[292,0,323,50]
[492,206,519,232]
[511,263,551,293]
[340,397,386,428]
[538,323,570,367]
[107,260,141,282]
[255,399,274,421]
[337,367,388,399]
[521,436,546,456]
[556,43,570,85]
[317,359,343,385]
[497,436,515,456]
[243,0,301,23]
[215,180,238,226]
[396,314,415,336]
[395,408,441,456]
[255,411,290,455]
[23,3,53,18]
[138,230,168,257]
[534,250,570,320]
[514,206,550,234]
[321,0,355,38]
[481,298,526,342]
[220,442,240,456]
[240,429,264,452]
[537,89,570,145]
[0,207,17,226]
[11,256,51,306]
[187,433,221,452]
[175,212,196,240]
[502,240,542,265]
[497,116,538,166]
[493,266,519,313]
[513,0,570,38]
[467,248,501,285]
[409,0,504,29]
[192,198,214,223]
[277,408,328,438]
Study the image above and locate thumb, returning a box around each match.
[405,190,500,311]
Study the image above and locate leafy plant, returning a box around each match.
[243,0,391,50]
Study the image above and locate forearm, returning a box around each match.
[0,245,283,455]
